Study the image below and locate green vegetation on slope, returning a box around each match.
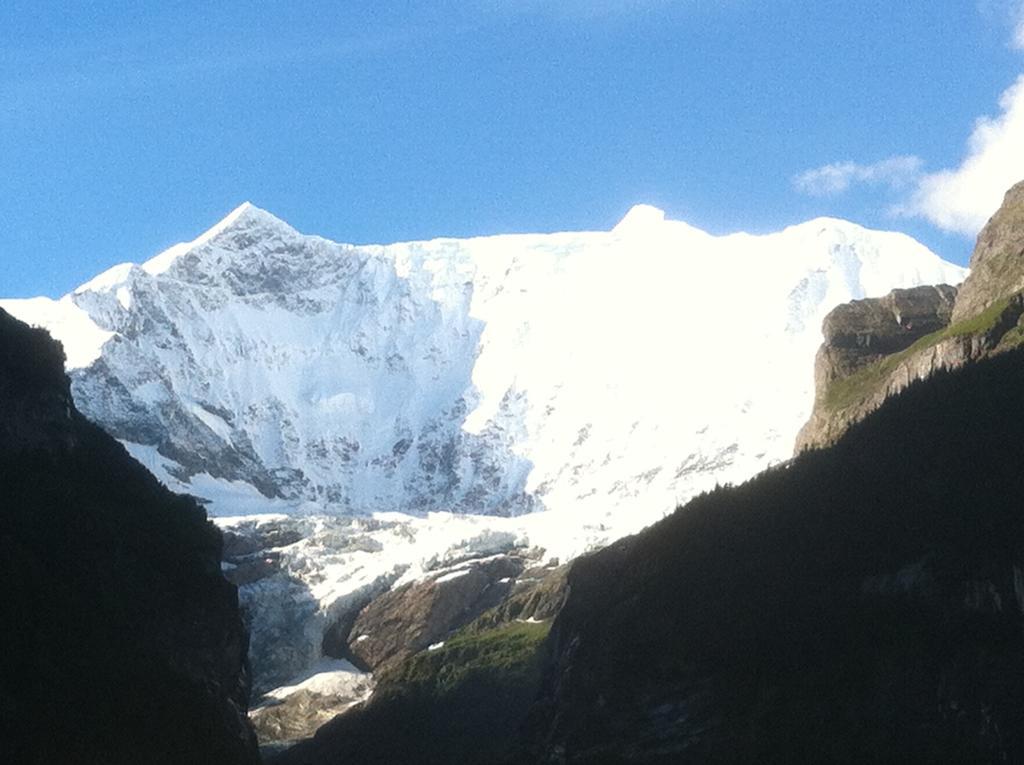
[380,620,551,697]
[824,295,1015,412]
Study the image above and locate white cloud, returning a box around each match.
[902,74,1024,236]
[1011,1,1024,49]
[977,0,1024,49]
[792,156,923,197]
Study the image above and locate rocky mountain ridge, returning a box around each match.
[1,203,965,523]
[951,179,1024,321]
[797,179,1024,450]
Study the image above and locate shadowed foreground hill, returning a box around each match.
[0,308,259,764]
[269,340,1024,764]
[525,347,1024,762]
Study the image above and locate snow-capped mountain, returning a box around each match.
[1,202,965,525]
[1,203,966,697]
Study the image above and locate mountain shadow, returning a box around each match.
[524,346,1024,763]
[0,308,259,764]
[272,347,1024,764]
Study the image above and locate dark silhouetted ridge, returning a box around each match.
[0,308,259,764]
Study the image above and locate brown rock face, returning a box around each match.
[798,294,1024,451]
[823,285,956,350]
[347,555,527,673]
[795,285,960,451]
[268,566,566,765]
[797,178,1024,452]
[951,180,1024,322]
[817,284,957,377]
[469,563,569,631]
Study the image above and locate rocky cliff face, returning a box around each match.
[796,284,961,449]
[0,308,259,764]
[271,593,560,765]
[797,179,1024,451]
[228,509,566,747]
[951,179,1024,322]
[347,554,527,674]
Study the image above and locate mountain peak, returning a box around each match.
[219,200,258,226]
[215,201,287,231]
[612,204,666,234]
[143,202,295,275]
[950,177,1024,322]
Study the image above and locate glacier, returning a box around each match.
[1,202,967,700]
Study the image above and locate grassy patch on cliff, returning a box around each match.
[945,295,1014,337]
[824,296,1013,412]
[379,620,551,697]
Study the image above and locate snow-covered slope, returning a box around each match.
[1,202,965,525]
[1,203,967,696]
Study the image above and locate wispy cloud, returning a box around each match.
[794,74,1024,238]
[792,156,923,197]
[900,74,1024,236]
[977,0,1024,49]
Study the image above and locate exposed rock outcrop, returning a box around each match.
[796,284,958,450]
[0,308,259,764]
[951,179,1024,322]
[820,284,957,361]
[347,555,529,673]
[468,562,569,632]
[797,179,1024,451]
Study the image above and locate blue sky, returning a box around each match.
[3,0,1024,297]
